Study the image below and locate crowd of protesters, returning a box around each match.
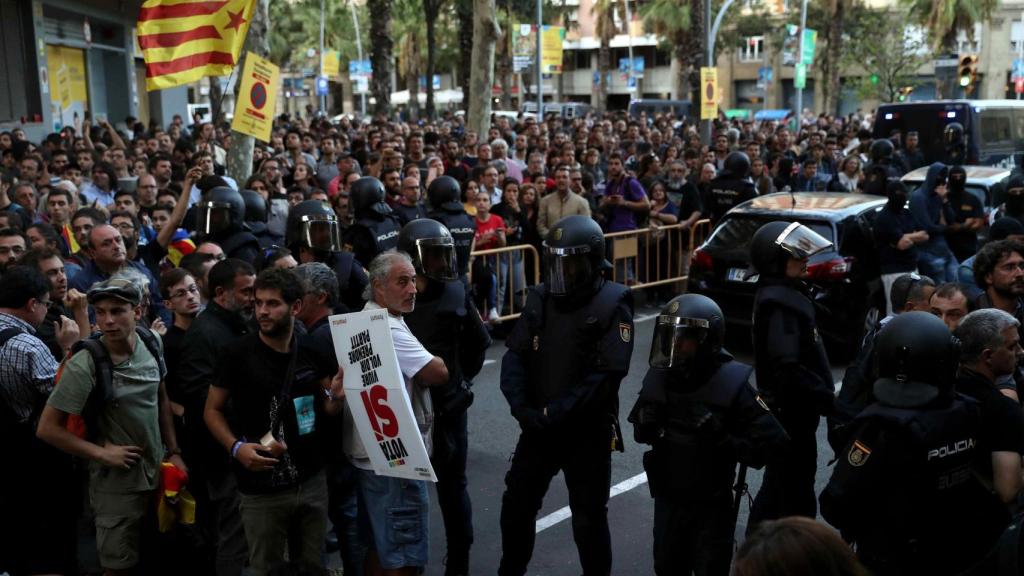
[0,103,1019,576]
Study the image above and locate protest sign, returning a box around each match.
[330,309,437,482]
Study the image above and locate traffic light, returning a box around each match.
[958,54,978,90]
[897,86,914,102]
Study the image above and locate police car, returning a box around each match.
[688,192,887,355]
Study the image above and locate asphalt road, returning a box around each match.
[416,303,849,576]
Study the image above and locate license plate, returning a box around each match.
[727,267,751,282]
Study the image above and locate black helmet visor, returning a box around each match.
[649,316,709,369]
[544,243,593,295]
[196,201,232,236]
[300,213,342,252]
[774,222,832,260]
[415,237,458,281]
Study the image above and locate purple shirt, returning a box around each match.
[604,176,647,232]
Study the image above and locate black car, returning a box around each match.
[689,192,888,354]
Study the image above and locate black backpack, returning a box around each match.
[61,326,167,440]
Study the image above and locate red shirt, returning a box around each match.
[474,214,506,250]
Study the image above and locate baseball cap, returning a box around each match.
[87,278,142,306]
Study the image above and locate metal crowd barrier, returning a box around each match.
[468,243,541,322]
[604,218,712,291]
[467,219,712,323]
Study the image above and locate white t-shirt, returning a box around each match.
[343,300,435,470]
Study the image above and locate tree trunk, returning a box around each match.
[408,63,421,120]
[597,40,610,113]
[369,0,393,117]
[822,0,844,115]
[468,0,499,138]
[424,0,439,119]
[684,0,704,105]
[457,0,474,106]
[226,0,269,185]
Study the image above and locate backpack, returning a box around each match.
[57,326,167,440]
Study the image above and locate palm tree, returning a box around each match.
[369,0,395,116]
[395,0,426,119]
[423,0,447,119]
[591,0,621,113]
[901,0,999,53]
[641,0,702,103]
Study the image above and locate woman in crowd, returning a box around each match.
[828,155,862,192]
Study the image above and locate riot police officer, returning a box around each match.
[820,311,997,575]
[286,199,368,312]
[499,215,634,576]
[342,176,402,268]
[747,220,834,528]
[862,139,904,195]
[427,175,476,279]
[239,189,278,248]
[629,294,787,575]
[944,122,977,166]
[701,151,756,225]
[194,186,262,263]
[399,219,491,576]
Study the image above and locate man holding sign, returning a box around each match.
[345,251,448,575]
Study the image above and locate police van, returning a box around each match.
[873,100,1024,169]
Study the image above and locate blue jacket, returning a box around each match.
[69,259,169,324]
[909,162,955,255]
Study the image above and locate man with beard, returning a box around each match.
[0,228,26,273]
[16,247,89,360]
[381,168,403,207]
[973,239,1024,403]
[205,268,344,574]
[175,258,255,576]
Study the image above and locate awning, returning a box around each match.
[754,109,792,121]
[725,109,750,119]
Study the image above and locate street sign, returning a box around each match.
[802,29,817,66]
[933,58,959,68]
[700,67,718,120]
[316,76,329,96]
[757,66,773,90]
[618,56,645,80]
[348,60,372,78]
[322,50,340,78]
[795,63,807,89]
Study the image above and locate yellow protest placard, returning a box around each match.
[322,50,340,78]
[231,52,279,142]
[700,67,718,120]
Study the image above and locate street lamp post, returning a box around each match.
[349,0,366,116]
[794,0,808,129]
[319,0,326,113]
[702,0,737,143]
[536,0,543,118]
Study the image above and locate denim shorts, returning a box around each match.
[357,468,430,569]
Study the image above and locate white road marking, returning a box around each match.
[535,472,649,533]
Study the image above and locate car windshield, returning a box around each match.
[705,216,834,254]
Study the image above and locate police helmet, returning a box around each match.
[873,311,960,408]
[722,151,751,179]
[543,215,607,296]
[750,221,833,278]
[427,175,464,212]
[286,199,342,253]
[239,189,268,223]
[397,219,458,282]
[649,294,726,369]
[350,176,392,219]
[869,139,894,164]
[944,122,965,146]
[195,186,244,237]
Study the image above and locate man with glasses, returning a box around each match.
[0,266,81,576]
[0,228,26,273]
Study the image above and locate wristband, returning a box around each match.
[231,439,244,459]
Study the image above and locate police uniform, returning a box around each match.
[286,200,366,312]
[197,186,262,264]
[427,176,477,279]
[399,219,491,575]
[342,214,401,269]
[820,312,1001,575]
[498,215,634,576]
[701,152,756,225]
[629,295,786,575]
[747,221,834,527]
[324,250,368,313]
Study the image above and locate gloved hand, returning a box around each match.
[513,407,549,432]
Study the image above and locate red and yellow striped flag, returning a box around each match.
[138,0,256,91]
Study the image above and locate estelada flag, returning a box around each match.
[138,0,256,91]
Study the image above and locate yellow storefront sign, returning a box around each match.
[322,50,340,78]
[231,52,280,142]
